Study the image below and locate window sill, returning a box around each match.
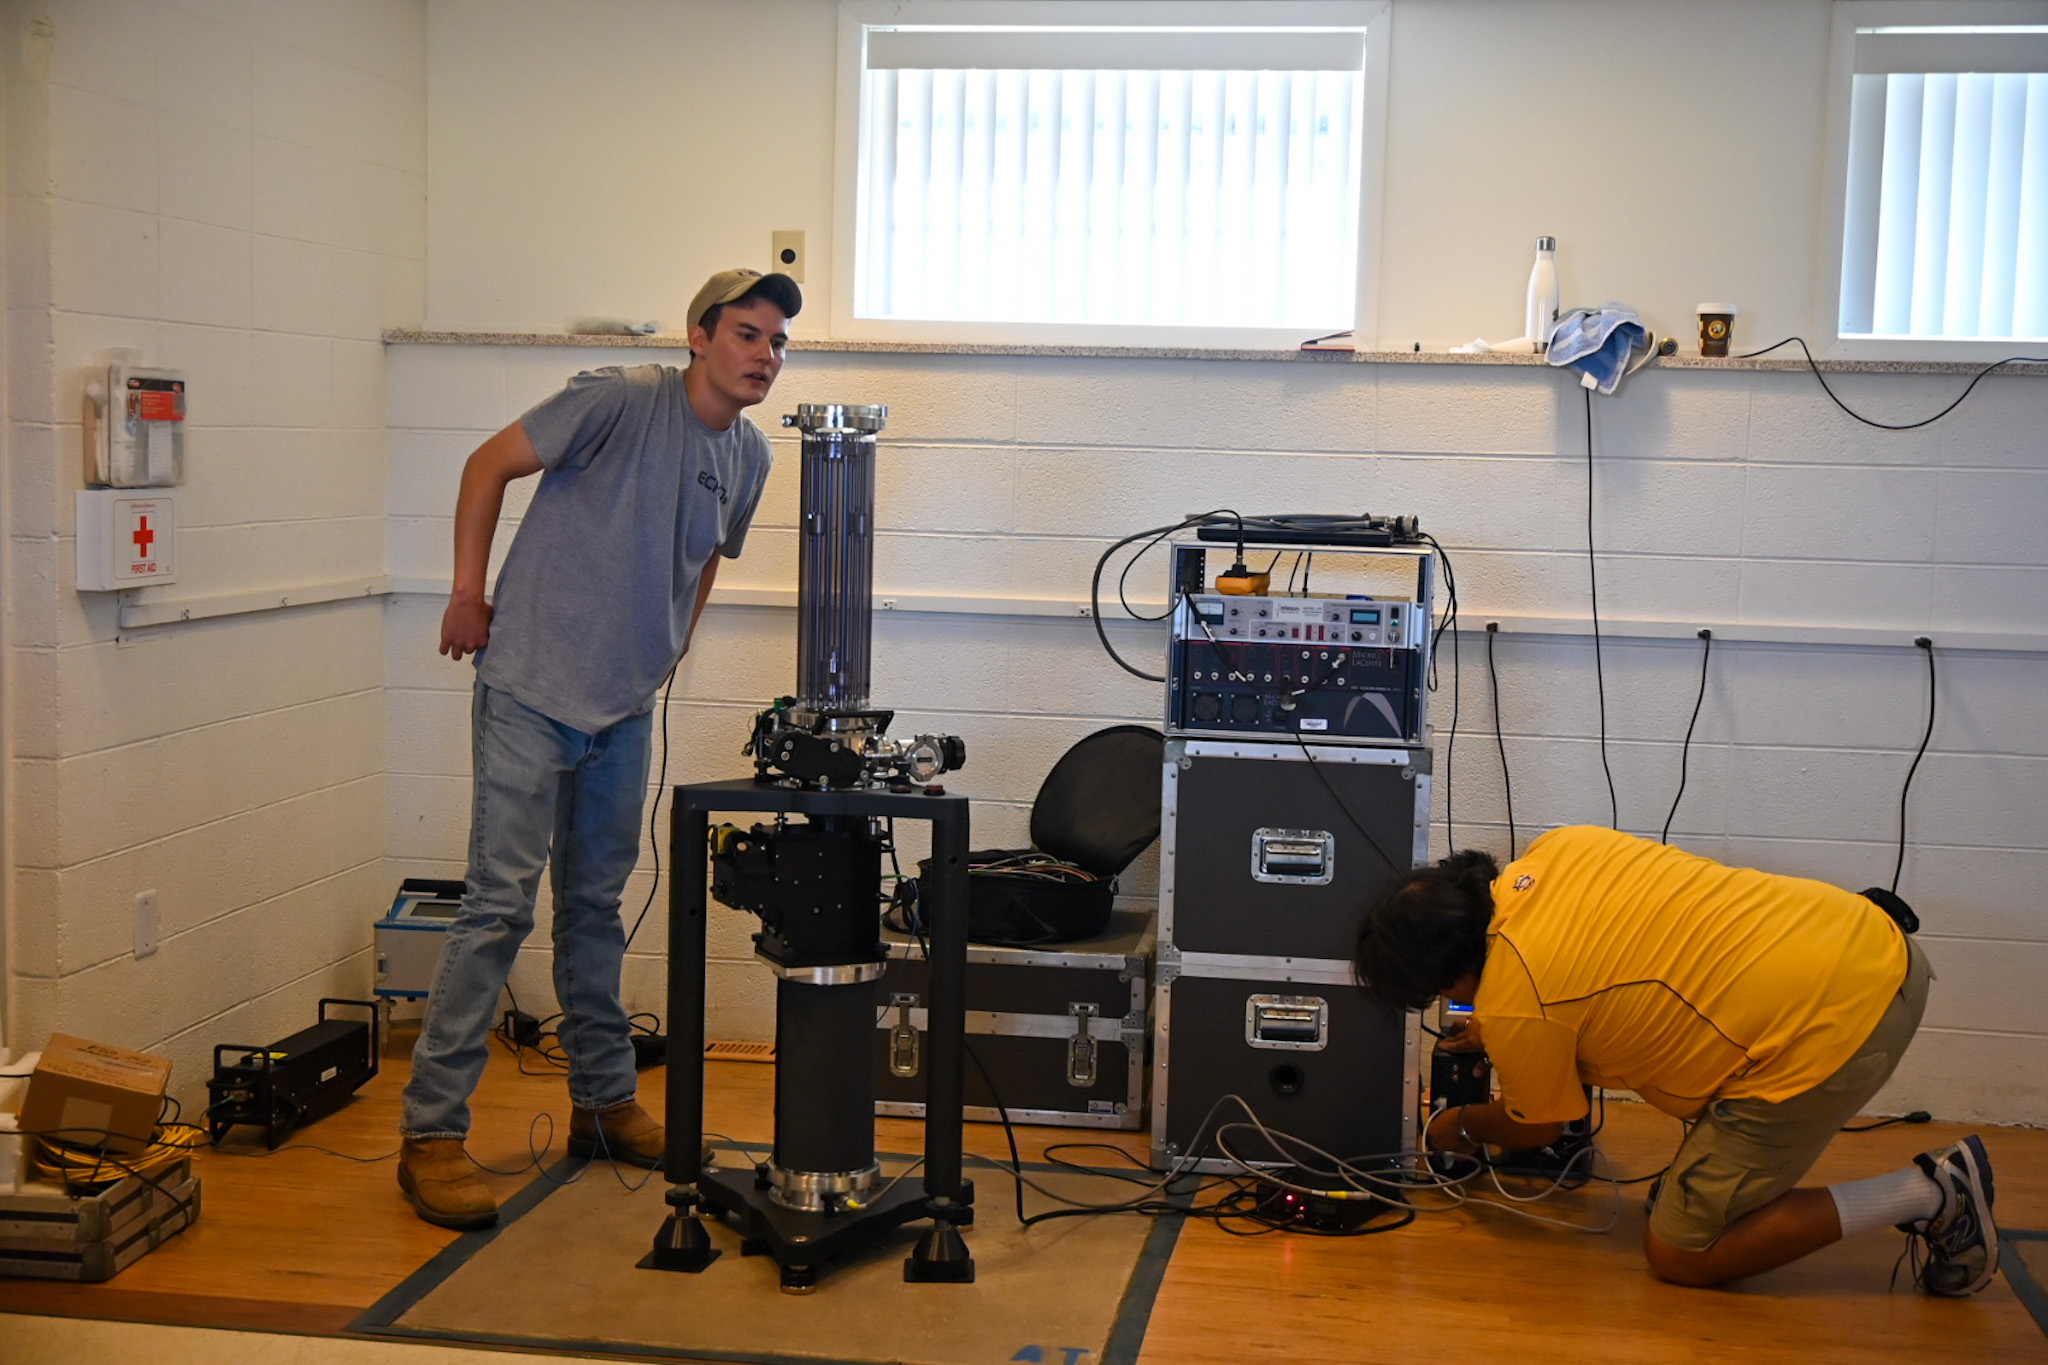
[383,330,2048,377]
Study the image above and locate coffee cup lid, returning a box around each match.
[1697,302,1738,315]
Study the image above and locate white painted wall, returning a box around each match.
[3,0,426,1106]
[400,0,2048,1127]
[426,0,1859,352]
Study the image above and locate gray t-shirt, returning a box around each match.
[474,364,772,733]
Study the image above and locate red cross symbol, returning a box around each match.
[133,515,154,559]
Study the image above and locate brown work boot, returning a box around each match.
[568,1099,713,1170]
[398,1137,498,1230]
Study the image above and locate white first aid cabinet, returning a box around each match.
[76,490,177,590]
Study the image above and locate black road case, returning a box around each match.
[873,908,1153,1130]
[1150,956,1415,1171]
[1160,739,1430,961]
[1153,738,1424,1172]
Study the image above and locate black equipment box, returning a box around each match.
[1160,739,1429,962]
[873,909,1153,1130]
[206,998,380,1148]
[1152,959,1415,1172]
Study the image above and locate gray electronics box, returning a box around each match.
[1160,739,1429,961]
[1151,954,1416,1172]
[873,908,1154,1130]
[0,1157,201,1282]
[374,878,465,1000]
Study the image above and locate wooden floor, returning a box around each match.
[4,1026,2044,1363]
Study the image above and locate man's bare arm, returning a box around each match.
[1425,1099,1567,1157]
[440,422,545,661]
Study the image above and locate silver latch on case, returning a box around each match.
[1067,1002,1099,1087]
[888,992,921,1077]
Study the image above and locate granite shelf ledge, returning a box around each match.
[384,330,2048,377]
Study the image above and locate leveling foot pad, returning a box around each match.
[690,1156,974,1293]
[354,1147,1180,1365]
[636,1189,721,1273]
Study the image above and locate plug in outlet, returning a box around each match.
[771,230,805,282]
[133,889,159,958]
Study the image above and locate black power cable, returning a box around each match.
[1734,339,2048,430]
[624,662,682,951]
[1484,622,1516,859]
[1419,534,1460,848]
[1089,509,1247,682]
[1660,629,1713,846]
[1582,388,1619,829]
[1892,637,1936,895]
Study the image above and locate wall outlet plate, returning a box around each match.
[772,230,805,282]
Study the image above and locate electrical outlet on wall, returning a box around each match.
[772,230,805,283]
[133,889,158,958]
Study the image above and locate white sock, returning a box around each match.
[1831,1164,1944,1236]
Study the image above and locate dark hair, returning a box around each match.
[1352,849,1500,1011]
[696,298,741,339]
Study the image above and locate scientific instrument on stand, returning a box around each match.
[744,405,965,790]
[648,402,980,1294]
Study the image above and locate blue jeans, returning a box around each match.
[402,681,653,1138]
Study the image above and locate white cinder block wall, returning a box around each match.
[3,0,426,1103]
[387,345,2048,1125]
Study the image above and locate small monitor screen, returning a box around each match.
[411,900,461,921]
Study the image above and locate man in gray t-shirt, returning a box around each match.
[397,269,799,1231]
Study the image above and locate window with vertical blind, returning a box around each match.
[1836,12,2048,343]
[835,1,1388,343]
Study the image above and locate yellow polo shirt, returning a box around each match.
[1474,826,1908,1123]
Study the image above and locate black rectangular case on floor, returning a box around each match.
[1151,959,1415,1171]
[872,908,1153,1130]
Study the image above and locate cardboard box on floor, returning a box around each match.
[18,1035,172,1156]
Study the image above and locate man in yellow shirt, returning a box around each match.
[1353,826,1996,1295]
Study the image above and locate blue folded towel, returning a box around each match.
[1546,304,1649,394]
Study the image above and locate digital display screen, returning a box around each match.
[1349,608,1382,625]
[411,900,461,920]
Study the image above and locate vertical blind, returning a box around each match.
[1839,31,2048,340]
[855,32,1366,329]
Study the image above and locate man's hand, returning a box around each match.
[1437,1017,1485,1052]
[441,595,493,660]
[1426,1099,1568,1157]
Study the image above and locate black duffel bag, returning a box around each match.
[892,725,1164,947]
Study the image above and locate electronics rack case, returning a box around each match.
[1164,538,1435,748]
[874,908,1152,1130]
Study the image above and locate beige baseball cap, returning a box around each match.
[686,268,802,334]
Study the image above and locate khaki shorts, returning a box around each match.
[1648,937,1932,1252]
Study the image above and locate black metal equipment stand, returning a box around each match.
[644,777,975,1291]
